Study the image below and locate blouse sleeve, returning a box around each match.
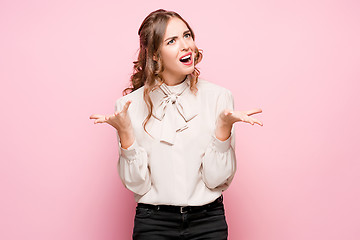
[115,98,151,196]
[201,89,237,190]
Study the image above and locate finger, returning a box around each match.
[105,114,115,121]
[228,110,242,119]
[90,114,105,119]
[122,100,132,113]
[237,118,253,125]
[94,118,106,124]
[224,110,233,116]
[246,108,262,116]
[255,119,263,126]
[250,117,263,126]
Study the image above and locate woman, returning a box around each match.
[90,9,262,240]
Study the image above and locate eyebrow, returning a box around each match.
[164,30,191,42]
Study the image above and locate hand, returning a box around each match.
[90,100,134,149]
[89,100,133,134]
[90,101,135,149]
[219,108,263,127]
[215,108,262,141]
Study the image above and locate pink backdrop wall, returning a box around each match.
[1,0,359,239]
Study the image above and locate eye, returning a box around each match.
[184,33,191,39]
[167,39,175,45]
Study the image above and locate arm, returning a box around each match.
[116,135,151,196]
[201,90,237,190]
[202,88,263,190]
[90,98,151,195]
[115,99,151,196]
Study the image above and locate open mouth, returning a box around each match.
[179,53,192,64]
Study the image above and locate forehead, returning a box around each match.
[163,17,189,38]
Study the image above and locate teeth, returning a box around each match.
[181,55,191,60]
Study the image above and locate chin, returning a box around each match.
[183,66,195,75]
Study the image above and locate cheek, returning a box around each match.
[161,48,178,65]
[189,41,197,50]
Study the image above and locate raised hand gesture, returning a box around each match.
[216,108,263,141]
[219,108,263,126]
[89,100,134,149]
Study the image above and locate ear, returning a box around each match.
[153,54,158,62]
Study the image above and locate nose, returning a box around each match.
[180,38,189,51]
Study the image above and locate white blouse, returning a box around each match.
[115,77,236,206]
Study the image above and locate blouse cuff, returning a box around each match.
[212,133,232,153]
[120,139,139,161]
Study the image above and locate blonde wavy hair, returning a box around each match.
[123,9,203,133]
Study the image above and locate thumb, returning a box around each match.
[122,100,132,113]
[224,110,233,116]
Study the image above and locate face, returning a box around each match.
[158,17,196,84]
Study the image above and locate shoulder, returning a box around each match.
[196,78,233,97]
[196,78,234,110]
[115,86,144,111]
[115,86,144,106]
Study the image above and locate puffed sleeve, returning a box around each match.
[115,98,151,196]
[201,89,237,190]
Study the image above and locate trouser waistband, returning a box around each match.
[136,195,223,214]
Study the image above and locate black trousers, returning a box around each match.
[132,197,228,240]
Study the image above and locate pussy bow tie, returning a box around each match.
[151,81,198,145]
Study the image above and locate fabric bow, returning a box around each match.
[151,79,198,145]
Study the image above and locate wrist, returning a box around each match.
[217,119,232,129]
[215,121,232,141]
[118,130,135,149]
[118,129,133,139]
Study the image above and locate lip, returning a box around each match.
[179,52,193,66]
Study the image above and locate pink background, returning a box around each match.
[1,0,359,239]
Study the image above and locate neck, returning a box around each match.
[162,73,188,86]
